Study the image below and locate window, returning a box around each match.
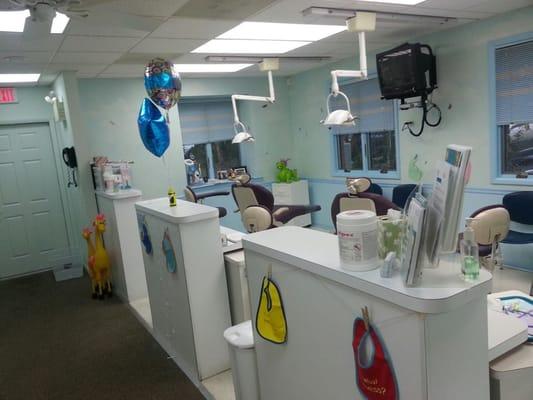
[179,99,242,182]
[493,38,533,181]
[331,77,398,178]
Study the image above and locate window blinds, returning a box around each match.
[495,40,533,125]
[334,78,394,134]
[179,100,235,145]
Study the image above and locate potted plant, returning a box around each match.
[275,159,299,183]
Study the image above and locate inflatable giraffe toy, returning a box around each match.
[92,214,113,299]
[81,228,98,299]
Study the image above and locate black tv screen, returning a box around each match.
[376,43,436,101]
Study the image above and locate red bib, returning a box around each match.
[353,318,398,400]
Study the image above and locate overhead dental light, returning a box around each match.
[231,58,279,144]
[321,12,376,127]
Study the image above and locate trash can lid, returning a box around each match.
[224,320,254,349]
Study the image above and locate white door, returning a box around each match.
[0,123,69,278]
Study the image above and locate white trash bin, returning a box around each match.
[223,320,260,400]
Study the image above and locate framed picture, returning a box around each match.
[234,166,248,176]
[217,170,228,180]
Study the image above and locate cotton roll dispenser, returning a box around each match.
[337,210,379,271]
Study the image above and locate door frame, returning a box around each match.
[0,118,77,274]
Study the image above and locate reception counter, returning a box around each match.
[243,226,493,400]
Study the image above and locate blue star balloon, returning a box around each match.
[137,98,170,157]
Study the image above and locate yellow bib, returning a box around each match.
[256,276,287,344]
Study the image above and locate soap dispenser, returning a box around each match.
[460,218,480,281]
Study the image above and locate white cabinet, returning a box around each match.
[271,179,312,226]
[96,190,147,303]
[135,198,231,383]
[243,227,492,400]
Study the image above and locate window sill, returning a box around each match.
[331,170,401,180]
[190,176,263,190]
[492,176,533,186]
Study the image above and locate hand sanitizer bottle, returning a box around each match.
[460,218,480,281]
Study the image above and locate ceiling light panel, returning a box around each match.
[192,39,309,54]
[51,12,70,34]
[0,74,40,83]
[357,0,425,4]
[0,10,30,32]
[174,64,252,73]
[218,22,346,41]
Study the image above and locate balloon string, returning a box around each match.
[161,153,172,189]
[147,96,160,109]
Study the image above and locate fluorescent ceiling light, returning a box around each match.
[0,10,30,32]
[0,74,40,83]
[51,12,70,34]
[357,0,425,4]
[218,21,346,41]
[192,39,309,54]
[174,64,252,73]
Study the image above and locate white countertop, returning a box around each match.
[220,226,246,254]
[487,290,530,362]
[96,189,142,200]
[135,198,218,224]
[487,308,528,361]
[242,226,492,314]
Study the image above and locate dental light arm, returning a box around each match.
[330,31,368,94]
[322,13,375,127]
[231,59,278,143]
[231,69,275,124]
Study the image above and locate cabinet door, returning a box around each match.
[99,199,128,300]
[163,224,198,380]
[139,214,167,347]
[246,251,427,400]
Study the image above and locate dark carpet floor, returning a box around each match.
[0,272,204,400]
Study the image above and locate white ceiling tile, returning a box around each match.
[66,20,148,38]
[0,33,63,52]
[149,17,240,39]
[129,38,205,54]
[415,0,485,10]
[100,64,146,75]
[0,51,53,64]
[92,0,190,18]
[0,63,44,73]
[77,73,99,78]
[39,73,59,85]
[59,36,142,52]
[173,53,212,63]
[464,0,533,14]
[98,72,141,78]
[52,52,122,64]
[174,0,279,20]
[45,64,109,75]
[116,52,183,64]
[0,0,529,79]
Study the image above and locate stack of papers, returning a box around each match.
[401,195,427,286]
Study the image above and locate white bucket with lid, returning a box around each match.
[337,210,379,271]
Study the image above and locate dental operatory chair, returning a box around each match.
[231,174,322,233]
[331,177,400,232]
[184,185,229,218]
[465,205,510,272]
[392,184,417,209]
[500,191,533,253]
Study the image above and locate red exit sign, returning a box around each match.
[0,87,17,104]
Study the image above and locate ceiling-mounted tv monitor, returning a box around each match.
[376,42,437,101]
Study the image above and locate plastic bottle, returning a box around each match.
[460,218,480,281]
